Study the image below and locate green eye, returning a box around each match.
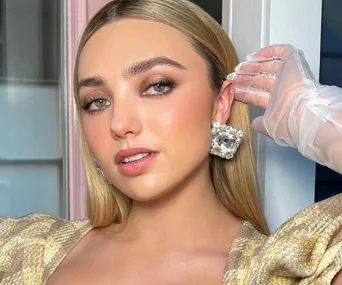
[143,79,174,97]
[153,83,166,93]
[94,99,108,109]
[82,97,111,113]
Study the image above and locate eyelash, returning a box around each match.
[142,78,175,98]
[81,96,109,114]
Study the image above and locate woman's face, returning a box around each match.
[78,19,231,201]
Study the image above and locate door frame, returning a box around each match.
[222,0,322,231]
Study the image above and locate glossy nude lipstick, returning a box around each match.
[115,148,158,177]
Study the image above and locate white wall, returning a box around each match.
[224,0,322,231]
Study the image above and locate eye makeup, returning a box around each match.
[79,74,178,114]
[80,94,111,114]
[142,78,176,98]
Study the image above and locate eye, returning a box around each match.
[143,79,175,97]
[82,98,111,113]
[153,83,167,93]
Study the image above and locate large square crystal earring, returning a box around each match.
[210,122,243,160]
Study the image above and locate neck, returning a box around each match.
[122,162,241,247]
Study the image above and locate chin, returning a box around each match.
[115,175,177,203]
[128,191,167,203]
[125,187,172,204]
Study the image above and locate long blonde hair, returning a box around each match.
[74,0,269,235]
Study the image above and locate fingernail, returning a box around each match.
[246,52,257,61]
[226,72,236,81]
[247,52,277,62]
[234,62,245,73]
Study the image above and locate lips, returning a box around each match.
[115,148,159,177]
[115,147,157,165]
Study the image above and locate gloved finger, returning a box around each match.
[260,60,282,75]
[232,74,275,92]
[234,86,269,108]
[233,62,261,75]
[246,44,295,62]
[251,116,271,137]
[234,60,281,76]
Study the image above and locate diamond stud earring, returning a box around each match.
[210,122,243,160]
[94,159,107,180]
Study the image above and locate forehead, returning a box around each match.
[78,18,206,78]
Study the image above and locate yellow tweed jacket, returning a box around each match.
[1,194,342,285]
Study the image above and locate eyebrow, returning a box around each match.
[77,57,187,92]
[78,76,107,92]
[122,57,187,79]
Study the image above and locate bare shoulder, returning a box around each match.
[333,271,342,285]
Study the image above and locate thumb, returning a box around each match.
[251,116,270,137]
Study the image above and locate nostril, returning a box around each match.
[110,117,142,139]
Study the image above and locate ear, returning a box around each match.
[212,80,234,124]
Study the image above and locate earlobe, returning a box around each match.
[212,81,235,124]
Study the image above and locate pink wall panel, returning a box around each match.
[87,0,111,19]
[68,0,88,220]
[68,0,112,220]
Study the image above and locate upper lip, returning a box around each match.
[115,147,157,165]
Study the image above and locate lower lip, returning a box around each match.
[118,153,158,177]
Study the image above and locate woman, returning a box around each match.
[0,0,341,284]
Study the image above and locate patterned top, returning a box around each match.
[1,194,342,285]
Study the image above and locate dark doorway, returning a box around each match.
[189,0,222,24]
[315,0,342,202]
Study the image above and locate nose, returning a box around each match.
[110,98,142,140]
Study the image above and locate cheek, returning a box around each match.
[149,88,214,155]
[81,115,110,155]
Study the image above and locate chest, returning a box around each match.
[46,247,228,285]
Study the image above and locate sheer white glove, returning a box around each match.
[228,45,342,174]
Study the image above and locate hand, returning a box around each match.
[228,44,342,174]
[227,44,318,147]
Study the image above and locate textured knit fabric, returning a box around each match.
[1,194,342,284]
[0,214,91,285]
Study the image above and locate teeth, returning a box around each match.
[122,153,150,164]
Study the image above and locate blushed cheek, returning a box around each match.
[151,91,213,155]
[81,118,109,156]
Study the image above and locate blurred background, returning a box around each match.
[0,0,67,218]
